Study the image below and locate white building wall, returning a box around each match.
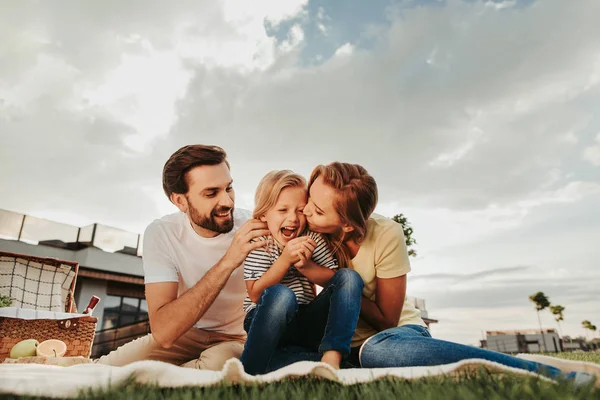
[0,239,143,276]
[1,238,78,261]
[486,331,561,353]
[487,335,520,353]
[524,332,561,353]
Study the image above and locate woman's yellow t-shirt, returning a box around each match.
[349,214,426,347]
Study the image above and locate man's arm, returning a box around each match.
[146,220,269,348]
[146,260,240,348]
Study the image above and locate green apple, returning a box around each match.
[10,339,39,359]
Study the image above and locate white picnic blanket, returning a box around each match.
[2,354,598,398]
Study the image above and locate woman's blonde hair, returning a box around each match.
[253,170,307,219]
[308,162,378,267]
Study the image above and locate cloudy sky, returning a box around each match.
[1,0,599,345]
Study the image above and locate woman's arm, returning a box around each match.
[359,275,406,332]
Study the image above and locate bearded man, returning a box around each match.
[96,145,269,370]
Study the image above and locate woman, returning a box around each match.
[270,161,592,384]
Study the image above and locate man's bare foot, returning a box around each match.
[321,350,342,370]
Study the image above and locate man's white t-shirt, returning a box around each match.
[142,209,251,336]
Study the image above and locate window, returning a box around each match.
[101,295,149,330]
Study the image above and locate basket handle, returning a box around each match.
[66,289,77,313]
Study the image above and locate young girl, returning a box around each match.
[239,170,364,375]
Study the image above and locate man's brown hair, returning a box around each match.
[162,145,230,198]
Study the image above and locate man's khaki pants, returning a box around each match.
[95,328,246,371]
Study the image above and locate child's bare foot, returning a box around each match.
[321,350,342,370]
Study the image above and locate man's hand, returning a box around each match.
[221,219,270,270]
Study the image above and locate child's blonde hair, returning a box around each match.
[253,170,307,219]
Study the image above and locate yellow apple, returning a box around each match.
[10,339,39,359]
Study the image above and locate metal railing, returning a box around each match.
[0,209,143,256]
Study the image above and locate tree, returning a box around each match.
[529,292,550,352]
[392,213,417,257]
[582,320,597,340]
[549,305,565,338]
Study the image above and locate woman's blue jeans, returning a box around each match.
[267,325,567,380]
[240,268,364,375]
[359,324,566,379]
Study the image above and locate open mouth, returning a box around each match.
[280,226,298,240]
[213,210,232,219]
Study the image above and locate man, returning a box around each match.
[96,145,269,370]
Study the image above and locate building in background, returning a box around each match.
[0,209,146,332]
[407,296,438,327]
[561,337,600,352]
[482,329,562,353]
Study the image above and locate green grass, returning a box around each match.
[546,351,600,363]
[4,353,599,400]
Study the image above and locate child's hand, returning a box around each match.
[281,237,316,267]
[292,238,317,269]
[281,237,308,265]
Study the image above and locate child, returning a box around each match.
[239,170,364,375]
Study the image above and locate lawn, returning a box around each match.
[4,352,599,400]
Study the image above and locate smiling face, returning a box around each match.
[303,175,343,235]
[171,162,235,237]
[261,186,307,247]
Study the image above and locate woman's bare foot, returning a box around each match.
[321,350,342,370]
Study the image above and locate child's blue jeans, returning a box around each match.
[240,268,364,375]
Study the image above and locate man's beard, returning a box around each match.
[188,202,234,234]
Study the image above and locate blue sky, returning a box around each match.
[1,0,599,345]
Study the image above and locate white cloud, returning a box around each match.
[316,6,330,36]
[334,43,354,56]
[84,48,192,153]
[222,0,308,28]
[583,133,600,166]
[278,24,305,52]
[429,127,485,168]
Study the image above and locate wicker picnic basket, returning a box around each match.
[0,251,97,362]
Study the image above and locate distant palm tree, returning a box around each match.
[549,305,565,338]
[529,292,550,352]
[549,305,565,349]
[582,320,595,340]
